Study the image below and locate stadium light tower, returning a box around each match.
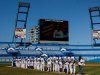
[89,7,100,46]
[12,1,30,47]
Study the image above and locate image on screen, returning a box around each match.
[39,19,69,44]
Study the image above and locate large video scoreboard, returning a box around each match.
[39,19,69,44]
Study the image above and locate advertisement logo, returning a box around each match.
[15,28,26,38]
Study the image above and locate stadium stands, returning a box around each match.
[19,50,42,56]
[0,42,100,62]
[0,44,9,49]
[41,50,64,56]
[0,50,7,55]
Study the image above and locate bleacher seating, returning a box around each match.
[37,46,60,50]
[28,45,36,50]
[0,44,9,49]
[0,50,7,55]
[42,50,64,56]
[19,50,42,55]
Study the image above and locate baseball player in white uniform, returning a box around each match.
[47,59,52,71]
[64,60,69,74]
[33,57,37,69]
[40,58,45,71]
[59,60,62,72]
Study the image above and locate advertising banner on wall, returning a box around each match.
[93,30,100,39]
[15,28,26,38]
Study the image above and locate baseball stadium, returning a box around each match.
[0,0,100,75]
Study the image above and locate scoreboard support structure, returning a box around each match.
[89,7,100,46]
[12,2,30,47]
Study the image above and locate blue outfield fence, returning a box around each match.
[0,57,12,63]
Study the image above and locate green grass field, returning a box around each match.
[0,63,100,75]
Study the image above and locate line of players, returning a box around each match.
[12,56,85,75]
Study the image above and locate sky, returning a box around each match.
[0,0,100,45]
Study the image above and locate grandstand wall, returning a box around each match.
[0,42,100,62]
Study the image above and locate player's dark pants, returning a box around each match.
[27,66,33,69]
[13,62,16,67]
[60,68,62,72]
[30,66,33,69]
[64,68,67,73]
[79,65,83,75]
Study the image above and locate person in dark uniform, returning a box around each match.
[78,56,85,75]
[12,57,16,67]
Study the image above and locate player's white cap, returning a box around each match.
[71,56,74,59]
